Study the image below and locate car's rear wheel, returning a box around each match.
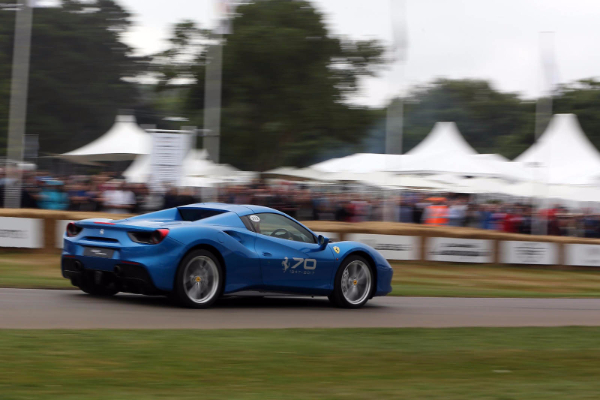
[174,249,223,308]
[329,255,373,309]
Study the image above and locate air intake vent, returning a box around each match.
[83,237,119,243]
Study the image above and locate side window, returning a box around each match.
[246,213,316,243]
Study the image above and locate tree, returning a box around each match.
[554,79,600,148]
[168,0,386,171]
[0,0,147,157]
[395,79,535,159]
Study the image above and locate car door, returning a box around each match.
[245,213,336,293]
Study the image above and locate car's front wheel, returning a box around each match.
[174,249,224,308]
[329,255,373,308]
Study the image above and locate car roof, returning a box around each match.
[179,203,284,217]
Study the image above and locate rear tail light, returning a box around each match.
[128,229,169,244]
[66,222,83,237]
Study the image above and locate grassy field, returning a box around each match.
[0,253,72,289]
[2,252,600,297]
[390,262,600,297]
[1,328,600,399]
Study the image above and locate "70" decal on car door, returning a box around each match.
[282,257,316,274]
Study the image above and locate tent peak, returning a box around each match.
[406,121,478,157]
[116,114,137,123]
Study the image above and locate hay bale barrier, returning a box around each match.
[2,210,600,268]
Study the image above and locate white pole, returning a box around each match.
[202,34,223,164]
[384,0,408,222]
[533,31,555,235]
[4,0,33,208]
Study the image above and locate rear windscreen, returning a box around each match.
[178,208,226,222]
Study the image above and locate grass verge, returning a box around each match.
[1,328,600,399]
[389,262,600,297]
[0,253,72,289]
[1,253,600,297]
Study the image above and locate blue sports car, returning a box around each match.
[61,203,393,308]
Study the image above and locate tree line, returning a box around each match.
[1,0,600,171]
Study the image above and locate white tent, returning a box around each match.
[473,154,524,181]
[309,123,502,177]
[395,122,501,176]
[124,148,248,185]
[59,115,151,162]
[310,153,400,174]
[515,114,600,185]
[406,122,479,157]
[262,167,329,181]
[393,151,498,176]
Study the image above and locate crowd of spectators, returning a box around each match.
[1,170,600,238]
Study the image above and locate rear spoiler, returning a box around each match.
[74,219,158,232]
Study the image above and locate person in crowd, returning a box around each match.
[163,186,179,209]
[20,175,39,208]
[399,198,414,223]
[413,195,427,224]
[102,180,136,214]
[464,203,482,228]
[8,166,600,239]
[38,180,69,210]
[583,210,600,238]
[447,198,467,227]
[67,180,91,211]
[422,197,448,226]
[176,187,197,207]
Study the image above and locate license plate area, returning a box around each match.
[83,247,115,259]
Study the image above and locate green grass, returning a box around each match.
[390,262,600,298]
[0,253,72,289]
[2,253,600,297]
[1,328,600,399]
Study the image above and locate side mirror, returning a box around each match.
[317,235,329,249]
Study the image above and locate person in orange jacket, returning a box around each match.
[422,197,449,226]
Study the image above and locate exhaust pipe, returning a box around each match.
[74,261,83,271]
[114,265,122,277]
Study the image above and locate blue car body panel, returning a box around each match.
[61,203,393,297]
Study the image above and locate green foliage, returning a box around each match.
[4,0,600,167]
[400,79,536,159]
[178,0,386,170]
[388,78,600,161]
[554,79,600,147]
[0,4,15,155]
[0,0,144,156]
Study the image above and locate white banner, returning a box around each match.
[55,219,72,249]
[346,234,418,260]
[0,217,43,248]
[501,241,558,265]
[565,244,600,267]
[150,132,190,190]
[427,237,492,263]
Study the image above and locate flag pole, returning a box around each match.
[4,0,33,208]
[384,0,407,222]
[533,31,554,235]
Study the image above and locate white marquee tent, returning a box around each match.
[59,115,151,163]
[124,148,251,186]
[515,114,600,185]
[406,122,478,157]
[309,122,504,177]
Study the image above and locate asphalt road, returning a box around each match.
[2,288,600,329]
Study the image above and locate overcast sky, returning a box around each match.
[75,0,600,106]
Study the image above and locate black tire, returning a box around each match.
[78,275,119,297]
[173,249,224,309]
[329,255,374,309]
